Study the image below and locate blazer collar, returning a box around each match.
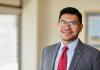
[69,40,84,70]
[50,40,84,70]
[51,43,61,70]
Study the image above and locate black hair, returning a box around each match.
[59,7,82,24]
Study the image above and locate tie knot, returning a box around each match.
[62,46,68,52]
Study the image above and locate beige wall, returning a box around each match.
[21,0,38,70]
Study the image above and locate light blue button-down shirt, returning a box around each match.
[54,38,79,70]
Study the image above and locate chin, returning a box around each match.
[62,36,77,42]
[63,38,73,41]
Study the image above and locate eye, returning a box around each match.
[59,21,66,25]
[70,21,77,25]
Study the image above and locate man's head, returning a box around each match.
[57,7,83,44]
[58,7,82,24]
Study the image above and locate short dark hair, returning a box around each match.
[59,7,82,24]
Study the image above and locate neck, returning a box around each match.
[62,38,78,45]
[63,40,73,45]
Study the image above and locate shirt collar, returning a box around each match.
[60,38,79,50]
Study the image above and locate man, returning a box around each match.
[40,7,100,70]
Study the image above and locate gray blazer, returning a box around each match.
[40,40,100,70]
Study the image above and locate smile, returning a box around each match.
[62,31,72,36]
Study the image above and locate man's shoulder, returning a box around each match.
[83,43,100,54]
[43,42,60,51]
[48,42,60,47]
[45,42,60,49]
[76,40,100,54]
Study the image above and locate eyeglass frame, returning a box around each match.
[58,19,81,27]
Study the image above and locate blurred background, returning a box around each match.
[0,0,100,70]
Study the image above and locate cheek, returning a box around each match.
[57,25,62,32]
[58,27,62,32]
[74,28,81,34]
[57,28,62,36]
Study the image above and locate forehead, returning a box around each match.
[60,14,78,21]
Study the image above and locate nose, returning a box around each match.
[63,26,71,31]
[64,23,71,29]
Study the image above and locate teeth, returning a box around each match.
[63,32,70,34]
[63,31,71,33]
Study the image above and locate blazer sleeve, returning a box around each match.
[93,51,100,70]
[39,48,45,70]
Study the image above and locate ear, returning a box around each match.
[79,24,83,32]
[55,22,59,28]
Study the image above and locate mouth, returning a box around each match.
[61,30,72,36]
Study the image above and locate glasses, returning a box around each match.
[59,20,80,27]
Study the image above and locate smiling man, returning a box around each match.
[40,7,100,70]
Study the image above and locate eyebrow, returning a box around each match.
[60,19,78,23]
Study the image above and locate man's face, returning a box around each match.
[57,14,83,42]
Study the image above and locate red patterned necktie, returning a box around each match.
[57,46,68,70]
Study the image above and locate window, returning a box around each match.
[0,14,19,70]
[85,13,100,50]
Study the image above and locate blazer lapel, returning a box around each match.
[69,40,84,70]
[50,43,61,70]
